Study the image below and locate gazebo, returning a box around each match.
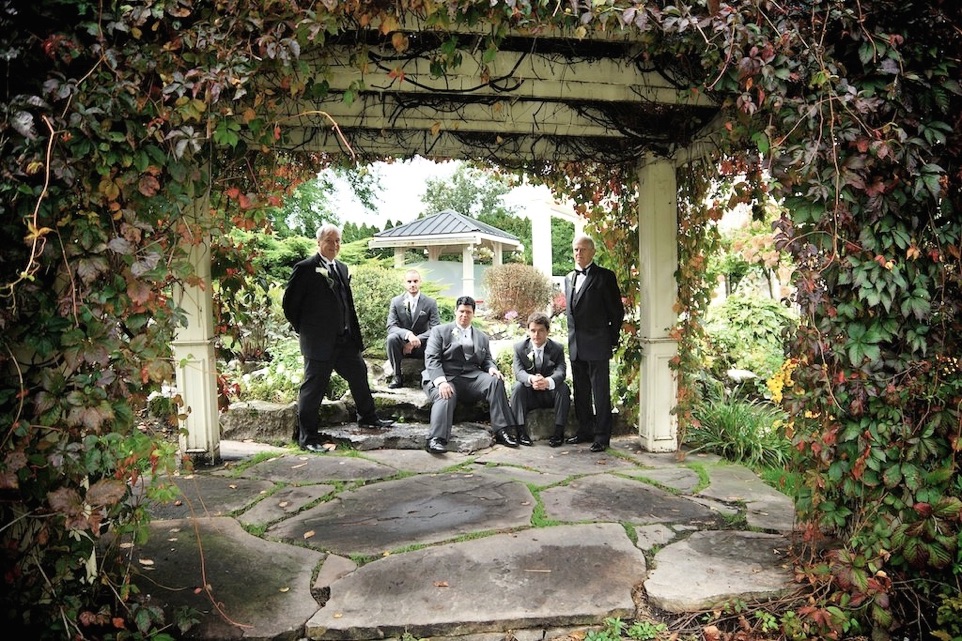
[368,209,524,297]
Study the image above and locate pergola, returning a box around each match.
[368,209,524,297]
[172,19,721,461]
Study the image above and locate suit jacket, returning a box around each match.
[565,263,625,361]
[282,253,363,361]
[386,294,440,342]
[422,322,497,384]
[512,338,566,388]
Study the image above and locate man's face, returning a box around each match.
[318,230,341,261]
[455,304,474,329]
[404,272,421,296]
[527,322,548,348]
[573,238,595,270]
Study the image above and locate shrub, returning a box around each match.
[350,264,409,354]
[702,293,797,396]
[687,393,791,469]
[483,264,554,323]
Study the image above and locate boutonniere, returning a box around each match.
[315,266,333,285]
[527,350,535,363]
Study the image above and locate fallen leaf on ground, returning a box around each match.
[278,501,290,508]
[303,530,315,539]
[279,587,290,592]
[323,443,337,451]
[138,558,154,566]
[433,581,449,587]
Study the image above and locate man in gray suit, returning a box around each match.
[565,234,625,452]
[385,269,440,388]
[421,296,519,453]
[282,224,394,452]
[510,311,571,447]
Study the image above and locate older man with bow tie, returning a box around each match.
[421,296,519,454]
[565,234,624,452]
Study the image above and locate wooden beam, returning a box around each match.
[277,95,621,138]
[282,126,646,163]
[308,48,713,107]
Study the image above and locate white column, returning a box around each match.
[530,206,553,278]
[492,242,503,266]
[428,246,442,261]
[171,198,221,463]
[393,247,405,269]
[461,244,475,297]
[636,158,679,452]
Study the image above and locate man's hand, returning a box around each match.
[438,381,454,399]
[407,332,421,349]
[530,374,549,391]
[488,368,503,380]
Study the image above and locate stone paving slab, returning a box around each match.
[619,466,702,493]
[307,523,647,640]
[540,474,728,527]
[237,483,336,528]
[698,464,797,533]
[644,530,794,612]
[241,451,400,484]
[129,517,324,640]
[475,442,641,476]
[147,474,275,520]
[266,469,535,556]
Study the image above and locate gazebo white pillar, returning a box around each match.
[636,157,678,452]
[492,242,503,266]
[171,196,221,463]
[461,244,475,297]
[530,206,552,278]
[393,247,405,269]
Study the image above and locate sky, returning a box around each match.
[331,156,554,229]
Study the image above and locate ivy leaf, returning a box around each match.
[845,323,882,365]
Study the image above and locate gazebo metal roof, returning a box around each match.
[368,209,523,253]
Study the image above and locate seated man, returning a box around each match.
[385,269,440,388]
[510,312,571,447]
[421,296,519,454]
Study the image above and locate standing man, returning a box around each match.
[422,296,519,454]
[282,224,394,452]
[565,234,625,452]
[385,269,440,388]
[509,311,571,447]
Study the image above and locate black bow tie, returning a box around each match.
[575,268,587,276]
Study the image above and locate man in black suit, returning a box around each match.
[565,234,625,452]
[282,224,393,452]
[421,296,519,454]
[385,269,441,388]
[509,311,571,447]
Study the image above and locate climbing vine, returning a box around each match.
[2,0,961,638]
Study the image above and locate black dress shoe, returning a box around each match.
[358,417,395,428]
[300,443,326,453]
[590,441,608,452]
[517,429,533,446]
[495,429,519,448]
[425,437,447,453]
[387,378,403,389]
[565,434,592,445]
[548,435,564,447]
